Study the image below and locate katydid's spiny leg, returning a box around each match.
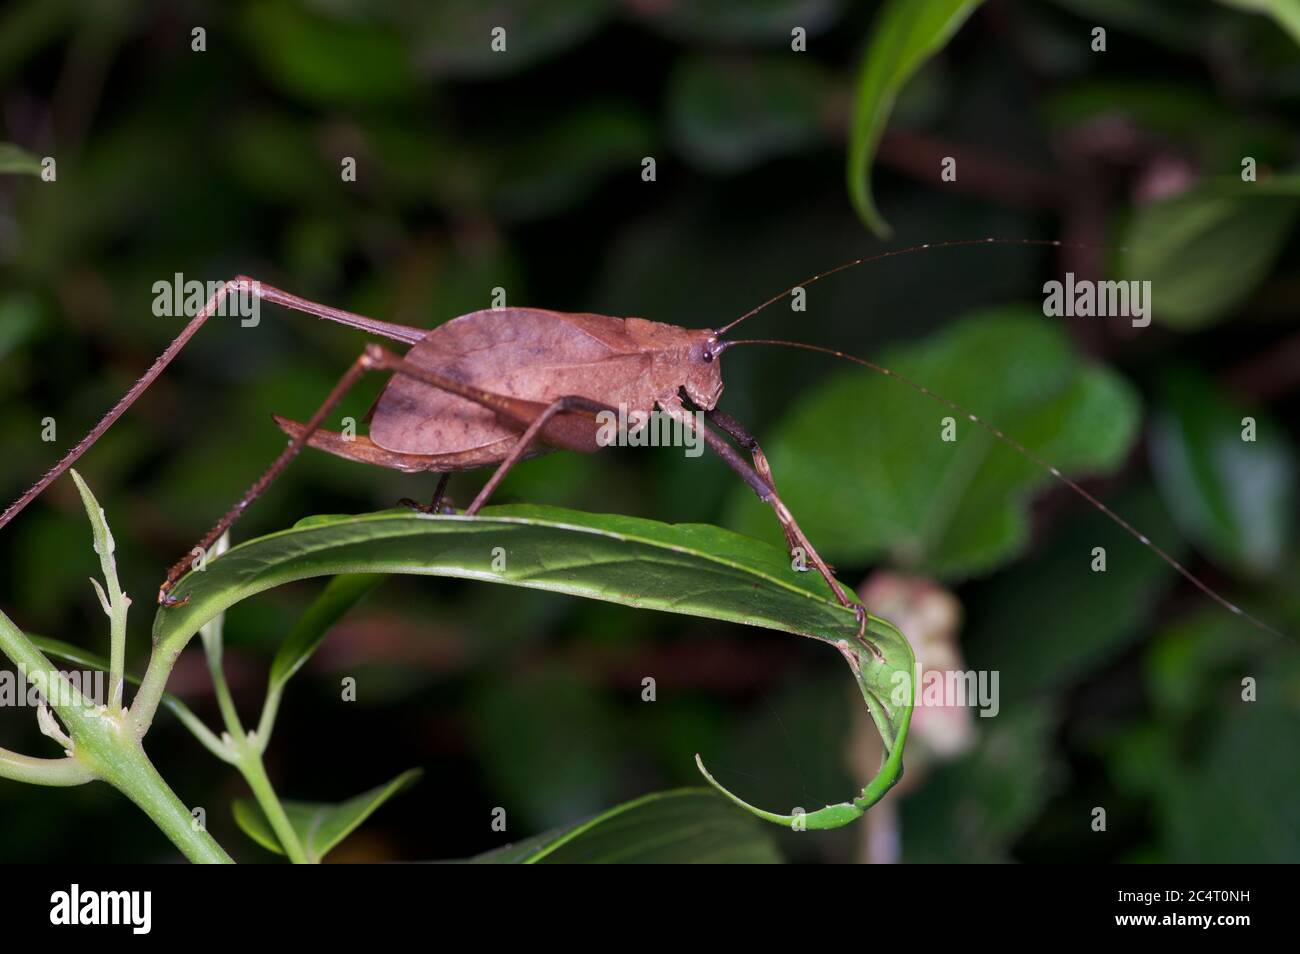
[430,472,452,513]
[1,280,241,533]
[158,348,383,606]
[2,276,419,538]
[163,345,613,605]
[705,408,804,558]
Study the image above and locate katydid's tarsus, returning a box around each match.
[0,238,1287,642]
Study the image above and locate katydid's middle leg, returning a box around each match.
[400,472,452,514]
[464,395,614,515]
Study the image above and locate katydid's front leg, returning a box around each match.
[657,397,867,620]
[705,408,805,559]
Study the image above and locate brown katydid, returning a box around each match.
[0,238,1286,642]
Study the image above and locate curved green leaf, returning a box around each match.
[233,768,422,862]
[847,0,984,236]
[726,309,1142,579]
[467,789,781,863]
[153,505,915,828]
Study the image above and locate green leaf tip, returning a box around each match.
[69,469,115,559]
[846,0,985,236]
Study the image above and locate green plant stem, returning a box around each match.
[255,686,283,752]
[0,608,232,862]
[236,753,311,864]
[0,746,93,785]
[200,617,310,864]
[131,643,177,736]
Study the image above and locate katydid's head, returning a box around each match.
[685,329,725,408]
[626,318,724,408]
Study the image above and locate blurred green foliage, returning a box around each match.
[0,0,1298,862]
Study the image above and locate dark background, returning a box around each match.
[0,0,1297,863]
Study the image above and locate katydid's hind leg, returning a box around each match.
[464,395,613,515]
[2,278,422,538]
[159,348,389,607]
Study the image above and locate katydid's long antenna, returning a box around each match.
[717,237,1098,336]
[720,337,1290,642]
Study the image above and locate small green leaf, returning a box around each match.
[0,142,42,175]
[1149,369,1297,577]
[847,0,984,236]
[726,309,1142,579]
[233,768,422,862]
[267,574,383,697]
[1119,179,1300,330]
[151,505,915,828]
[466,789,781,863]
